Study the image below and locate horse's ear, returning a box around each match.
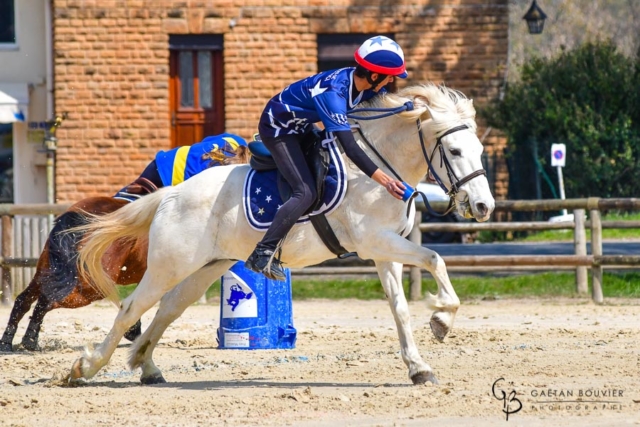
[459,99,476,119]
[425,104,444,122]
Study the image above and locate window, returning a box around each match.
[317,33,397,92]
[0,0,16,44]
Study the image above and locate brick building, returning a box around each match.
[52,0,509,202]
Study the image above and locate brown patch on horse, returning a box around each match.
[51,287,103,310]
[114,237,148,285]
[73,196,128,213]
[50,197,145,308]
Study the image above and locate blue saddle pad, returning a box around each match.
[243,138,347,231]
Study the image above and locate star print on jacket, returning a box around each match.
[258,68,384,138]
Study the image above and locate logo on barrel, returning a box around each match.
[226,284,253,312]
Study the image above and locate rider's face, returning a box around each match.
[371,74,395,92]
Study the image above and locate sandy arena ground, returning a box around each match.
[1,297,639,426]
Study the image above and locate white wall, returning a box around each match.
[0,0,48,203]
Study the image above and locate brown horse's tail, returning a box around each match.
[74,188,171,306]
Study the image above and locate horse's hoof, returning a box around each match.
[124,320,142,342]
[411,370,439,385]
[429,312,451,342]
[70,357,85,381]
[0,341,13,352]
[21,338,40,352]
[141,373,166,385]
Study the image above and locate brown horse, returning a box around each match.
[0,197,147,351]
[0,145,250,352]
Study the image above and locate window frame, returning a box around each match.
[0,0,18,49]
[169,34,222,112]
[168,34,225,148]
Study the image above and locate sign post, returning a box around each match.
[550,143,567,216]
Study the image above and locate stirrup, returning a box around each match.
[246,248,286,282]
[263,246,286,282]
[264,259,286,282]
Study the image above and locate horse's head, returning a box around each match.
[406,85,494,222]
[352,83,495,222]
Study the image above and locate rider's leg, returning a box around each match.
[246,133,317,281]
[113,160,163,201]
[137,159,164,188]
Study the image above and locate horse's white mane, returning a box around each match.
[356,83,477,135]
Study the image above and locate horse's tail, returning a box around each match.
[40,210,91,302]
[75,188,170,306]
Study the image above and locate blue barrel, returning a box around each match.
[217,261,297,349]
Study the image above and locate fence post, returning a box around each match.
[589,209,603,303]
[409,212,422,301]
[1,215,12,306]
[573,209,588,294]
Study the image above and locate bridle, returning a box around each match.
[348,103,486,217]
[417,122,487,216]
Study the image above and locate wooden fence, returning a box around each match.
[0,204,70,305]
[413,197,640,304]
[1,198,639,306]
[291,198,640,303]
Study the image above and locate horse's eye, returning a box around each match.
[449,149,461,156]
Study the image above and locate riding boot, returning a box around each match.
[245,247,286,282]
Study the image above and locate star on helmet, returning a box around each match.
[369,36,385,46]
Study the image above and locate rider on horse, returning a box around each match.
[245,35,410,281]
[114,133,248,202]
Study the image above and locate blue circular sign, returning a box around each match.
[553,150,564,160]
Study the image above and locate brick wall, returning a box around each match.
[53,0,509,202]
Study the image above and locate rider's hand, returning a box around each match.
[385,180,406,200]
[371,169,405,200]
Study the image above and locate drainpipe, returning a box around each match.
[44,0,55,227]
[45,0,54,120]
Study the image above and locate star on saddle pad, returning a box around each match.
[242,138,347,231]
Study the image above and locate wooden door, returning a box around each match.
[169,44,224,148]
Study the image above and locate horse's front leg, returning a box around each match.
[376,261,438,385]
[69,270,179,381]
[362,232,460,342]
[129,261,234,384]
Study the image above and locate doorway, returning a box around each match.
[169,35,224,148]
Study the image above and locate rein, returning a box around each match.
[347,101,414,182]
[348,103,486,218]
[347,101,415,120]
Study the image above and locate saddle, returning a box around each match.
[248,130,330,215]
[247,131,353,258]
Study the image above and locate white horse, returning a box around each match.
[70,83,495,385]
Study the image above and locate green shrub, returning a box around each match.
[481,41,640,203]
